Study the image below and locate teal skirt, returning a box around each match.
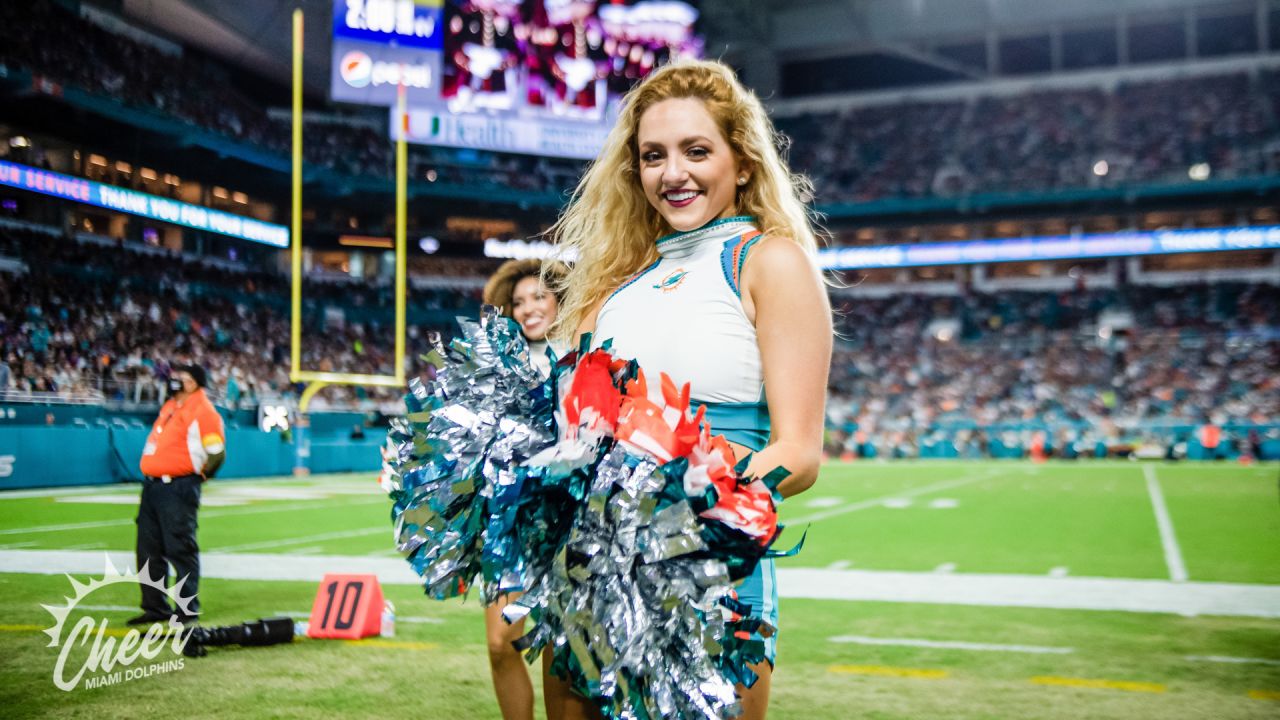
[696,400,778,666]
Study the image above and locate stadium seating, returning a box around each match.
[776,72,1275,203]
[827,285,1279,459]
[2,224,1276,459]
[4,1,1280,204]
[0,1,584,196]
[0,226,481,411]
[1,1,1276,461]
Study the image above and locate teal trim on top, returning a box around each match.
[697,401,770,452]
[719,231,764,298]
[656,215,756,245]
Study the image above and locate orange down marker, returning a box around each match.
[307,573,384,639]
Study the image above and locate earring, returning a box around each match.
[737,176,747,185]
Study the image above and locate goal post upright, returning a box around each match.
[290,8,304,388]
[288,8,410,419]
[393,82,408,390]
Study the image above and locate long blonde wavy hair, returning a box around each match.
[547,58,821,342]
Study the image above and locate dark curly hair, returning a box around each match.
[481,259,567,317]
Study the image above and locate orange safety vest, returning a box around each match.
[139,388,225,478]
[1198,424,1221,450]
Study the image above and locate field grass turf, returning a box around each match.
[1,460,1277,718]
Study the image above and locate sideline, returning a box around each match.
[2,549,1278,618]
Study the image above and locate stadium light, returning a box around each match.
[259,405,291,433]
[339,235,393,248]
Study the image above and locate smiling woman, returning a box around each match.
[482,259,567,377]
[478,257,567,719]
[545,59,834,720]
[637,97,746,232]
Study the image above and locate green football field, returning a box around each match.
[1,460,1278,719]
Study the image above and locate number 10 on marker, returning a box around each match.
[307,573,384,639]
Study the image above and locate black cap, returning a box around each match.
[175,363,208,389]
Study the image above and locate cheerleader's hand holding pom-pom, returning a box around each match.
[386,326,798,718]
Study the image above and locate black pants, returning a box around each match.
[135,475,202,618]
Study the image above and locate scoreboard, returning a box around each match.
[331,0,444,107]
[330,0,701,159]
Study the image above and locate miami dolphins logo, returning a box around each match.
[652,268,688,293]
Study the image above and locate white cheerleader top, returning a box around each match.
[594,216,765,405]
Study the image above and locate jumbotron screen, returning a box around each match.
[332,0,702,159]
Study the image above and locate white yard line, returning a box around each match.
[829,635,1074,654]
[1184,655,1280,666]
[1143,465,1189,582]
[785,469,1004,525]
[0,497,386,536]
[4,549,1278,618]
[213,527,389,553]
[0,486,138,500]
[776,567,1280,618]
[0,476,378,501]
[202,497,385,519]
[0,517,136,536]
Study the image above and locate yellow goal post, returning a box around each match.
[288,9,408,413]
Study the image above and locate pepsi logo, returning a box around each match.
[340,51,373,88]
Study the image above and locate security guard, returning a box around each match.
[128,364,225,625]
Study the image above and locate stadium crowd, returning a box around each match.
[779,71,1276,203]
[827,283,1279,458]
[0,1,583,195]
[0,226,480,412]
[1,1,1277,457]
[2,225,1276,456]
[4,1,1280,204]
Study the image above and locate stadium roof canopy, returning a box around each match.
[115,0,335,96]
[116,0,1248,98]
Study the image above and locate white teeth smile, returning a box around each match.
[665,190,699,202]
